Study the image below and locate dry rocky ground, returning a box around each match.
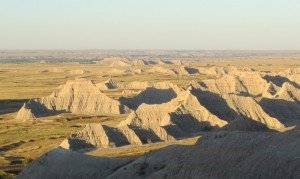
[1,54,300,178]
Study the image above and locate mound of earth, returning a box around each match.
[173,66,189,75]
[18,128,300,179]
[241,67,255,72]
[60,124,141,149]
[155,59,167,65]
[139,59,182,65]
[194,73,270,96]
[60,90,227,150]
[121,90,227,129]
[110,60,132,67]
[167,59,183,65]
[220,117,274,132]
[262,74,295,87]
[124,81,149,89]
[16,66,300,178]
[59,77,286,150]
[97,57,131,66]
[107,128,300,179]
[96,80,180,91]
[198,66,239,76]
[16,147,131,179]
[190,88,284,129]
[119,82,182,103]
[15,102,37,119]
[183,66,199,74]
[120,87,179,110]
[260,82,300,123]
[278,68,300,76]
[60,123,172,149]
[151,81,182,90]
[173,66,199,75]
[96,79,123,90]
[148,66,176,75]
[96,80,179,91]
[15,79,130,120]
[262,82,281,98]
[131,59,146,66]
[272,82,300,101]
[286,74,300,86]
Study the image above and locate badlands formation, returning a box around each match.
[16,65,300,149]
[96,57,183,67]
[16,79,130,120]
[18,127,300,179]
[13,63,300,178]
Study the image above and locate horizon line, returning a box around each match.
[1,49,300,51]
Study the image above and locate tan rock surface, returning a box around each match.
[148,66,176,75]
[191,88,284,129]
[17,147,131,179]
[107,128,300,179]
[110,60,132,67]
[15,79,130,120]
[19,128,300,179]
[260,82,300,123]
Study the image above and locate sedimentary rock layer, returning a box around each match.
[16,79,130,120]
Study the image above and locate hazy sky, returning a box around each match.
[1,0,300,50]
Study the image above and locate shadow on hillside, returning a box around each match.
[17,124,300,179]
[190,89,291,128]
[263,75,300,88]
[0,99,28,114]
[219,118,278,132]
[184,67,199,74]
[102,125,131,147]
[128,125,163,144]
[169,110,218,131]
[119,88,177,110]
[26,100,69,118]
[191,89,238,122]
[259,98,300,124]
